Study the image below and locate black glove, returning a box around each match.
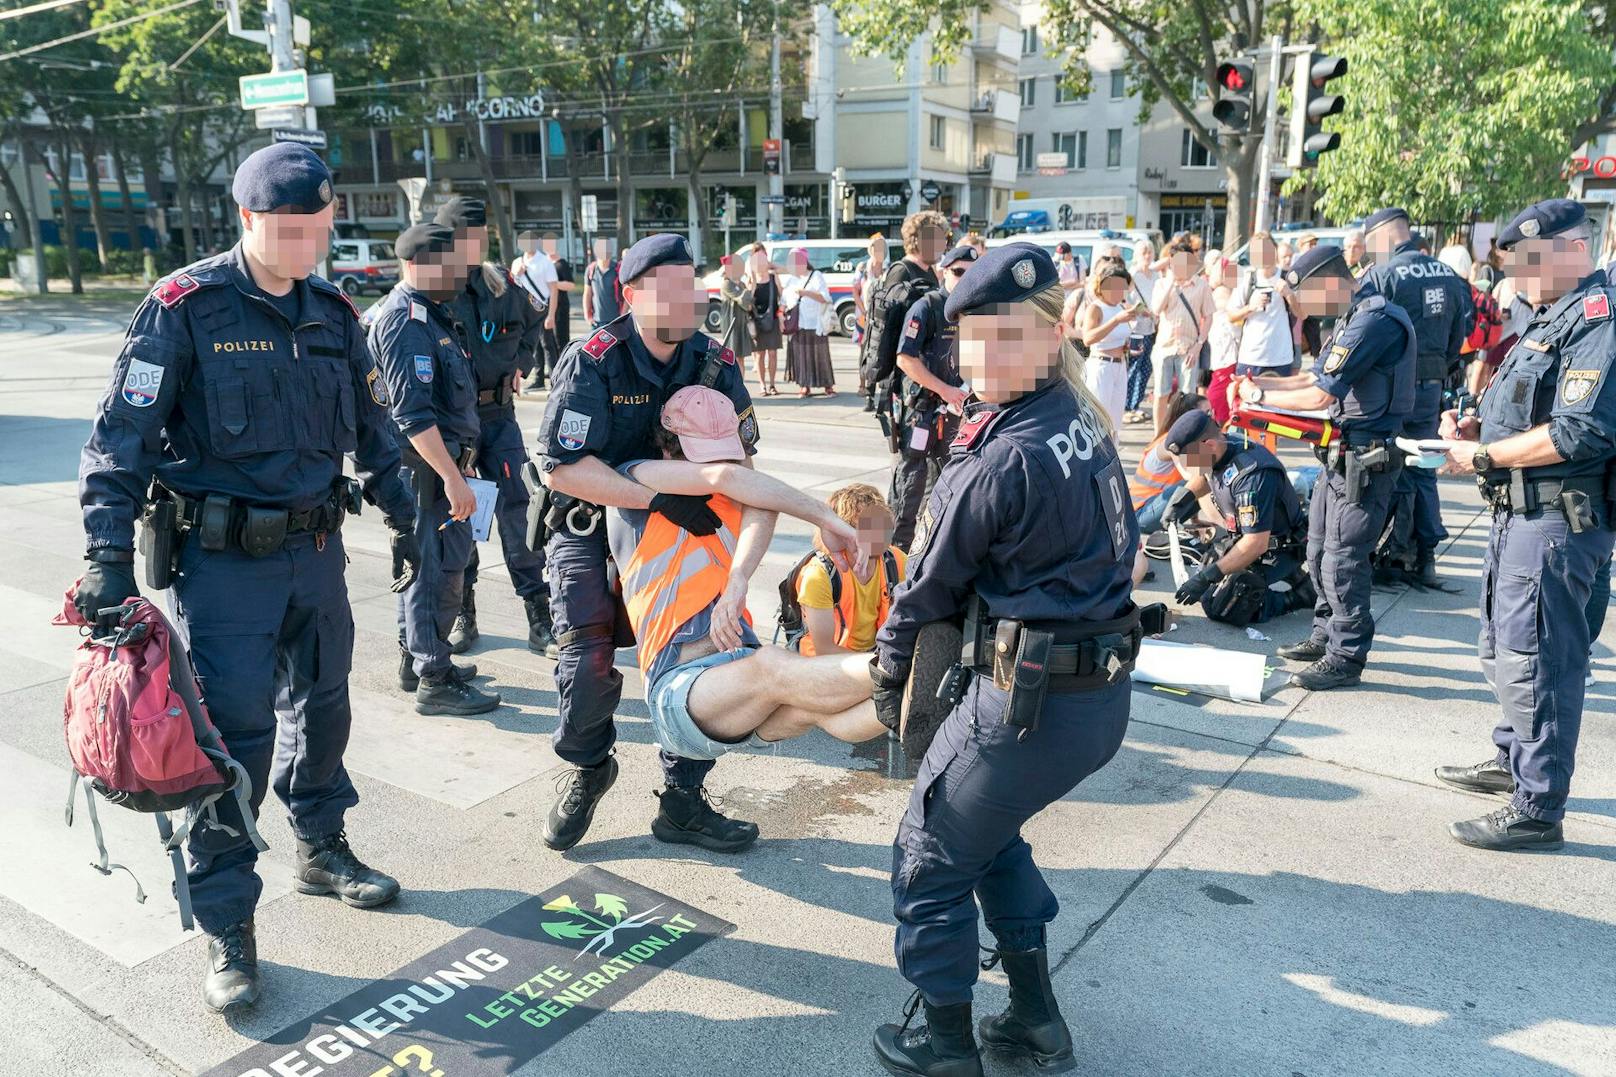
[76,557,140,627]
[1165,485,1199,525]
[385,518,422,594]
[870,656,908,733]
[649,492,722,536]
[1175,562,1224,606]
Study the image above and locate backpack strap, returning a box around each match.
[153,811,195,931]
[817,552,846,635]
[64,772,147,906]
[881,549,899,595]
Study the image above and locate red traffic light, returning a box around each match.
[1217,61,1252,93]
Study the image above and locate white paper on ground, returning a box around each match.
[466,477,499,542]
[1133,638,1267,702]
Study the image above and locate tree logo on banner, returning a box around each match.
[541,893,667,957]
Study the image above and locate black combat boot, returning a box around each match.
[525,593,558,656]
[543,757,619,851]
[1277,637,1326,662]
[202,919,260,1013]
[1449,806,1563,851]
[1414,547,1440,589]
[448,586,479,653]
[398,647,477,693]
[1436,758,1516,795]
[651,786,759,853]
[1288,656,1363,691]
[978,949,1076,1072]
[874,991,984,1077]
[294,830,401,908]
[416,673,500,715]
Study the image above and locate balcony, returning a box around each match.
[970,88,1020,125]
[970,151,1017,185]
[975,23,1020,65]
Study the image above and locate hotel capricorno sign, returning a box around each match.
[365,91,547,126]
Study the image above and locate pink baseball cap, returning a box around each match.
[661,386,745,463]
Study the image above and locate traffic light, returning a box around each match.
[1288,52,1347,168]
[1213,59,1254,134]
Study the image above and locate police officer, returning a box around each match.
[431,196,555,656]
[369,222,502,716]
[1162,410,1313,626]
[1359,207,1473,586]
[868,244,1159,1076]
[537,233,761,853]
[864,210,948,416]
[75,143,421,1012]
[1434,199,1616,851]
[889,244,977,549]
[1236,245,1415,690]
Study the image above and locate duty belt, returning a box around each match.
[1478,470,1613,533]
[164,479,358,558]
[964,603,1166,691]
[477,383,516,407]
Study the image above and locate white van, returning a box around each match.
[702,238,872,337]
[328,238,399,297]
[986,228,1159,270]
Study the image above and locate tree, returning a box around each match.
[1291,0,1610,227]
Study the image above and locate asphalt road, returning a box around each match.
[1,294,1613,1077]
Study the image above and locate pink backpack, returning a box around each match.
[54,586,265,930]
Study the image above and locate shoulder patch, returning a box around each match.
[334,289,362,321]
[152,274,200,310]
[409,301,428,323]
[1561,369,1601,407]
[366,366,389,406]
[582,327,617,361]
[951,406,1004,451]
[715,343,736,366]
[1583,293,1610,323]
[413,355,434,384]
[1323,343,1350,374]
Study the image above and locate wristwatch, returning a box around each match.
[1472,444,1493,473]
[1246,383,1264,405]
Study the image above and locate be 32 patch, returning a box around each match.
[366,366,389,406]
[1561,369,1602,407]
[413,355,434,383]
[1323,344,1350,374]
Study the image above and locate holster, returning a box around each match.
[546,491,602,538]
[876,411,900,454]
[138,495,181,590]
[523,461,550,550]
[996,621,1053,738]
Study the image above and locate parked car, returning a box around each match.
[702,238,865,337]
[985,228,1158,269]
[328,238,399,296]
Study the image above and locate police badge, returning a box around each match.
[1519,218,1540,238]
[1011,259,1037,288]
[1561,369,1600,407]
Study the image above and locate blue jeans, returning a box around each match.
[1133,481,1185,535]
[1235,361,1296,378]
[1125,333,1154,410]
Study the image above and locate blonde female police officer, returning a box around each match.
[868,243,1162,1076]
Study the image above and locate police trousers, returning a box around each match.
[172,531,358,934]
[547,526,714,787]
[1203,550,1306,627]
[890,410,957,550]
[398,465,473,678]
[463,409,546,601]
[892,674,1130,1006]
[1482,510,1613,823]
[1305,463,1397,665]
[1397,379,1449,553]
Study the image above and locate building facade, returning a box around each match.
[1135,84,1228,243]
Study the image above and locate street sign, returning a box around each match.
[920,179,941,203]
[899,183,912,202]
[1035,152,1068,169]
[240,69,308,110]
[759,194,786,205]
[580,194,599,232]
[272,128,326,150]
[254,105,306,130]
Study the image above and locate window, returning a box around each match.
[932,60,949,84]
[929,114,945,150]
[1109,69,1125,98]
[1191,75,1209,100]
[331,243,360,264]
[1180,128,1218,168]
[1019,77,1036,108]
[1106,128,1122,168]
[509,129,545,157]
[1054,73,1088,104]
[1017,133,1034,170]
[1021,25,1039,54]
[1052,132,1085,169]
[1077,131,1088,168]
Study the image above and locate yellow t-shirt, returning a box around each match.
[796,548,907,654]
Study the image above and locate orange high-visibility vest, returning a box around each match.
[1130,432,1181,509]
[798,547,906,656]
[619,494,751,675]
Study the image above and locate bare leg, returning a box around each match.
[684,648,872,742]
[756,699,884,744]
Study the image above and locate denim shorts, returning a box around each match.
[646,646,759,760]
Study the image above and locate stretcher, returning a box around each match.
[1228,403,1334,452]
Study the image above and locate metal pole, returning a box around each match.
[1252,34,1282,235]
[769,2,782,237]
[267,0,294,72]
[23,139,46,294]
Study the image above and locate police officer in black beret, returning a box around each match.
[1434,199,1616,851]
[430,196,554,656]
[868,243,1162,1076]
[889,244,977,549]
[1236,245,1415,690]
[369,223,502,716]
[76,143,421,1012]
[1358,207,1474,586]
[1162,410,1313,626]
[537,232,761,853]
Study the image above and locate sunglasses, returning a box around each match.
[948,266,970,277]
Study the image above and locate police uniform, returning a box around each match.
[537,233,760,852]
[1197,438,1310,626]
[890,245,975,549]
[1270,247,1415,687]
[870,244,1158,1076]
[76,144,414,1010]
[1437,200,1616,851]
[367,226,488,701]
[1359,208,1473,574]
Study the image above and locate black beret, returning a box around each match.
[1498,198,1586,251]
[1362,207,1409,234]
[434,196,486,230]
[1163,410,1216,454]
[620,233,693,285]
[395,222,457,262]
[944,242,1058,320]
[231,143,333,214]
[939,245,979,269]
[1284,245,1350,288]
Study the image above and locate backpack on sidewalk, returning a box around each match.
[53,587,266,931]
[776,549,899,650]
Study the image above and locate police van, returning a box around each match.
[702,238,868,337]
[986,229,1158,268]
[328,238,399,297]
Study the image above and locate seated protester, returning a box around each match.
[1161,410,1315,626]
[1130,391,1211,535]
[605,387,889,760]
[796,483,908,656]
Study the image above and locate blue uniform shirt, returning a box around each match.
[441,265,545,393]
[1358,242,1473,373]
[80,244,413,551]
[1208,443,1300,538]
[367,283,481,455]
[539,314,758,472]
[1313,293,1416,442]
[896,289,962,388]
[1480,269,1616,477]
[876,381,1138,672]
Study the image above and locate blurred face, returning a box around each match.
[240,206,333,280]
[869,237,887,264]
[1344,234,1365,266]
[1168,249,1197,280]
[1095,276,1127,305]
[404,250,468,298]
[790,249,810,273]
[749,249,770,277]
[1134,242,1154,266]
[855,509,895,561]
[1251,236,1276,272]
[721,258,741,281]
[1172,434,1223,473]
[942,260,970,292]
[453,225,487,269]
[541,236,560,257]
[914,225,948,265]
[625,263,702,343]
[1277,243,1293,269]
[1365,221,1405,260]
[1294,273,1356,318]
[1506,236,1592,306]
[517,231,540,256]
[593,237,612,263]
[958,306,1062,403]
